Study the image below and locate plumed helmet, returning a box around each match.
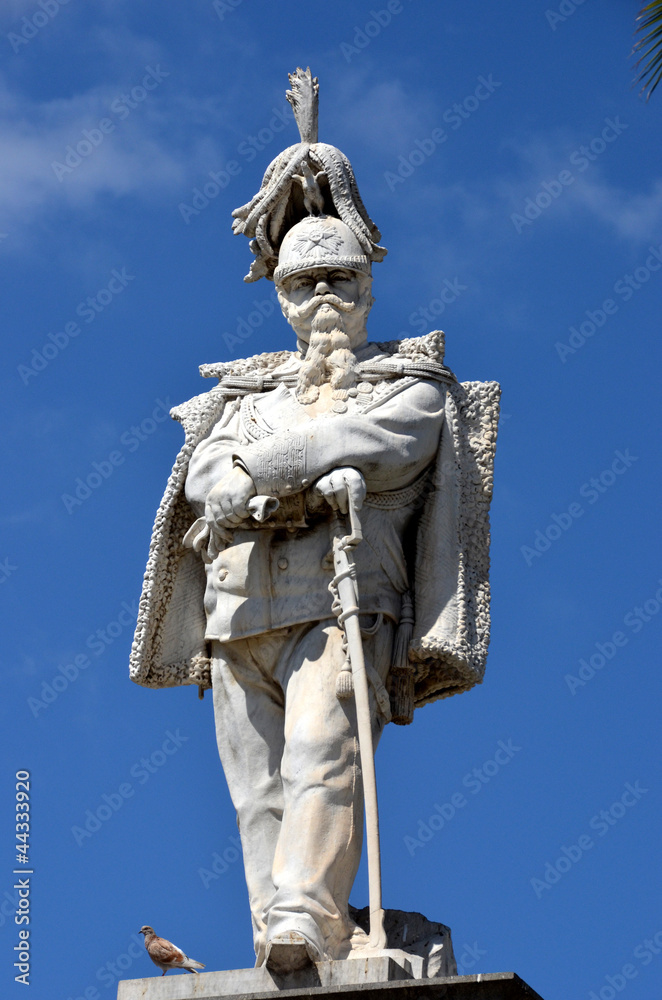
[231,67,386,283]
[274,215,371,284]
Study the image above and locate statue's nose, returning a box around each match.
[315,279,330,295]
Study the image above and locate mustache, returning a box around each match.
[296,294,357,320]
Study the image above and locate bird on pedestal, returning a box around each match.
[139,925,205,976]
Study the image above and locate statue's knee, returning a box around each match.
[281,726,356,791]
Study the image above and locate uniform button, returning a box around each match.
[218,568,228,582]
[358,381,373,394]
[277,557,289,570]
[332,401,348,413]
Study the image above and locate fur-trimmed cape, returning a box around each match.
[129,333,500,711]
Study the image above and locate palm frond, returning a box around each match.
[633,0,662,100]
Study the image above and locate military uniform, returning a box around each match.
[183,356,445,960]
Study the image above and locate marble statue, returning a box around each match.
[130,69,500,976]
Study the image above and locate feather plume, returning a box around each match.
[231,70,387,282]
[286,66,319,143]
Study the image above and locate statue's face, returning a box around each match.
[283,267,360,307]
[277,267,372,349]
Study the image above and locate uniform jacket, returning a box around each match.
[129,332,500,710]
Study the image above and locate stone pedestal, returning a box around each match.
[117,962,545,1000]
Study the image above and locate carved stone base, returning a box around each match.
[117,966,546,1000]
[117,908,540,999]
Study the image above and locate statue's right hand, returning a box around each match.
[205,466,257,528]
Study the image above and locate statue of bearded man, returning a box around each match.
[183,215,450,971]
[130,70,499,979]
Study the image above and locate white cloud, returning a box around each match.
[495,130,662,243]
[568,176,662,241]
[329,73,437,157]
[0,66,228,250]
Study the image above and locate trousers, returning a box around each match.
[211,616,393,963]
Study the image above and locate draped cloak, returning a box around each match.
[129,332,500,711]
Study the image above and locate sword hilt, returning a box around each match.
[345,491,363,547]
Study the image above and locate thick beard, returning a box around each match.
[295,304,358,404]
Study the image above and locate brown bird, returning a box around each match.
[139,925,205,976]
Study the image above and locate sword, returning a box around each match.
[329,494,387,952]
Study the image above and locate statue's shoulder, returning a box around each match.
[372,329,500,399]
[198,348,295,382]
[372,329,446,365]
[360,330,456,387]
[170,349,296,437]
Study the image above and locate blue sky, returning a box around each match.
[2,2,661,998]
